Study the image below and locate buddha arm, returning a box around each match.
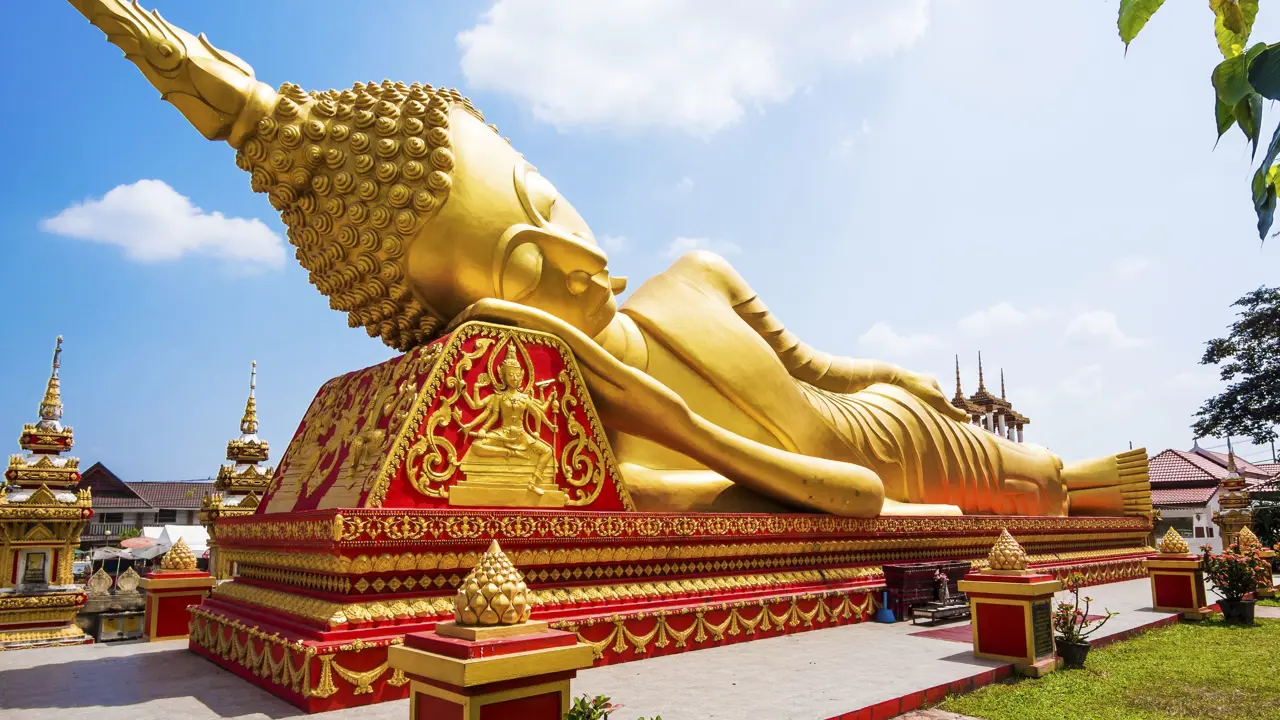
[668,252,969,422]
[449,299,887,517]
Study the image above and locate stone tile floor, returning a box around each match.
[0,577,1181,720]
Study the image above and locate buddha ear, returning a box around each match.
[499,241,544,302]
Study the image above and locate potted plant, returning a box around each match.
[1201,544,1271,624]
[1052,572,1117,668]
[564,693,662,720]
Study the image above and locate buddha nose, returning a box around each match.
[566,269,611,296]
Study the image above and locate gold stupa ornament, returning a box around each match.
[454,541,531,626]
[1237,526,1263,552]
[986,528,1029,572]
[160,537,197,571]
[1158,526,1190,554]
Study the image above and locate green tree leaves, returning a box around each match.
[1211,0,1259,58]
[1118,0,1167,49]
[1248,44,1280,99]
[1193,287,1280,445]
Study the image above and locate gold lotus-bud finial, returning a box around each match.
[1238,526,1263,552]
[1158,526,1190,554]
[160,537,198,571]
[987,528,1029,572]
[454,540,531,626]
[241,361,259,435]
[1162,525,1187,550]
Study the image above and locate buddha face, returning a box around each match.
[406,110,622,339]
[500,360,525,389]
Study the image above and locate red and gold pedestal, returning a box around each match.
[1145,554,1212,619]
[958,531,1063,678]
[140,569,216,641]
[390,621,593,720]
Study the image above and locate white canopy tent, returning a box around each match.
[130,525,210,561]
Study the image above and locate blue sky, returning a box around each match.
[3,1,1278,482]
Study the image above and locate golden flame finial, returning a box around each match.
[240,361,259,435]
[954,355,963,398]
[160,537,198,571]
[1158,526,1190,554]
[986,528,1029,571]
[1238,526,1262,552]
[1226,437,1240,476]
[453,540,531,626]
[37,336,65,428]
[69,0,277,146]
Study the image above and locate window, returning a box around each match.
[1194,527,1205,538]
[157,509,178,524]
[101,512,123,524]
[1208,527,1214,537]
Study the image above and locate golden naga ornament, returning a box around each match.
[71,0,1154,520]
[453,540,531,626]
[986,529,1029,572]
[1157,526,1190,555]
[160,538,198,571]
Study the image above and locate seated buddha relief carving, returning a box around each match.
[70,0,1151,518]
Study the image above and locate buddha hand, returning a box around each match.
[896,372,969,423]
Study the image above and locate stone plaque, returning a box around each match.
[1031,599,1053,658]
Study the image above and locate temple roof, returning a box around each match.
[127,480,218,510]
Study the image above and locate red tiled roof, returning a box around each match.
[1152,487,1217,506]
[1148,450,1221,484]
[1256,462,1280,476]
[1194,449,1272,478]
[125,480,216,509]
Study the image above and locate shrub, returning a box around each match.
[1052,572,1116,644]
[564,693,662,720]
[1201,545,1271,601]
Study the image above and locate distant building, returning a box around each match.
[78,463,216,547]
[1149,443,1279,553]
[951,354,1030,443]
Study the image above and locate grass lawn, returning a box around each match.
[940,618,1280,720]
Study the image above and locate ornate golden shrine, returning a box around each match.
[0,337,93,650]
[199,362,273,579]
[64,0,1156,710]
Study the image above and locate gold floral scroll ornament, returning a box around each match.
[1157,526,1190,554]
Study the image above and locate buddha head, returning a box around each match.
[230,80,620,351]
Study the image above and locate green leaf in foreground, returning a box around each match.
[1253,123,1280,239]
[1217,95,1237,143]
[1214,43,1266,106]
[1118,0,1167,49]
[1248,43,1280,100]
[1234,92,1263,157]
[1211,0,1259,59]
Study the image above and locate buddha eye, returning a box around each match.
[566,270,592,295]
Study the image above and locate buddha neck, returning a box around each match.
[593,313,649,371]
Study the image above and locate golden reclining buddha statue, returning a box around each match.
[70,0,1151,519]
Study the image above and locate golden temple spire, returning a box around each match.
[240,361,259,435]
[37,336,65,429]
[69,0,277,147]
[1227,437,1239,476]
[1000,368,1006,400]
[954,355,963,398]
[977,352,987,392]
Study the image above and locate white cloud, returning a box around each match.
[833,118,874,157]
[957,302,1045,336]
[857,322,940,356]
[1111,256,1151,281]
[1165,369,1219,392]
[674,177,695,193]
[1064,310,1145,349]
[40,179,285,269]
[458,0,929,134]
[1057,363,1104,399]
[664,236,743,259]
[599,234,627,253]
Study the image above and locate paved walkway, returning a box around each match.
[0,578,1182,720]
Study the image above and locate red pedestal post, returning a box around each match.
[388,621,594,720]
[957,571,1062,677]
[138,570,216,641]
[1145,554,1212,619]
